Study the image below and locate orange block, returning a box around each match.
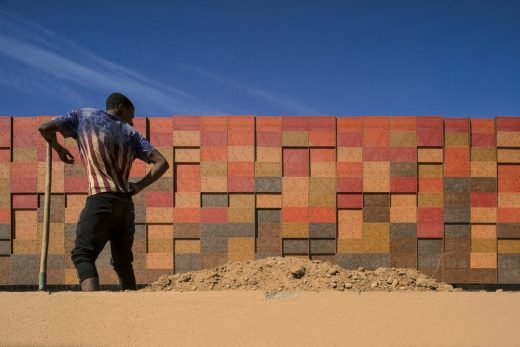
[175,148,200,163]
[282,207,308,223]
[309,207,336,223]
[256,116,281,132]
[471,224,496,239]
[256,147,281,162]
[338,210,362,239]
[470,253,497,269]
[147,224,173,239]
[200,177,227,192]
[337,147,362,162]
[146,207,173,223]
[175,239,201,254]
[256,194,282,208]
[146,253,173,270]
[173,208,200,223]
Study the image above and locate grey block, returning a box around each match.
[417,252,443,269]
[390,162,417,177]
[201,193,228,207]
[498,268,520,284]
[498,254,520,269]
[443,193,470,208]
[0,240,10,255]
[444,252,469,269]
[443,177,470,192]
[200,223,227,238]
[309,223,336,238]
[497,224,520,239]
[226,223,255,237]
[310,239,336,254]
[390,253,417,268]
[174,254,200,273]
[257,209,281,223]
[390,238,416,253]
[173,223,200,238]
[336,253,364,269]
[390,223,416,238]
[255,177,282,193]
[200,237,227,253]
[363,193,390,207]
[444,224,470,238]
[444,208,470,223]
[11,254,39,285]
[363,254,389,269]
[134,207,146,223]
[135,224,146,240]
[363,207,390,222]
[65,223,77,240]
[283,239,308,254]
[47,254,64,269]
[0,224,11,239]
[418,239,443,254]
[470,177,497,192]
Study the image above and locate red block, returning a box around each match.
[173,116,200,131]
[173,208,200,223]
[416,129,443,147]
[310,148,335,163]
[228,130,254,146]
[256,132,281,147]
[471,119,494,133]
[337,193,363,208]
[444,148,469,163]
[10,162,37,177]
[389,147,417,162]
[0,208,10,223]
[200,146,227,161]
[363,116,389,129]
[336,177,363,192]
[444,118,469,133]
[129,161,147,177]
[228,162,254,177]
[309,131,335,147]
[150,132,173,147]
[418,178,443,192]
[389,116,416,131]
[282,207,308,222]
[201,207,227,223]
[0,149,9,163]
[283,162,309,177]
[228,116,254,129]
[200,132,227,146]
[391,177,417,193]
[416,116,443,128]
[444,161,470,177]
[13,132,37,148]
[132,117,147,133]
[337,117,362,131]
[470,192,497,207]
[283,148,308,163]
[309,207,336,223]
[0,133,9,148]
[148,117,173,133]
[10,176,37,193]
[363,147,389,161]
[0,116,11,132]
[363,129,389,147]
[282,117,308,131]
[64,176,88,193]
[498,175,520,193]
[417,222,444,238]
[12,194,38,209]
[417,208,443,222]
[496,117,520,132]
[308,116,335,130]
[201,117,227,131]
[337,132,362,147]
[256,117,281,132]
[227,176,254,192]
[471,134,495,147]
[336,162,362,177]
[145,192,173,207]
[497,208,520,223]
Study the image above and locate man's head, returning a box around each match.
[106,92,134,125]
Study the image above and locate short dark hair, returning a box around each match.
[106,93,134,110]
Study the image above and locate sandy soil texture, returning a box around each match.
[1,291,519,347]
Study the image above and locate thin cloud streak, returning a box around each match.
[0,10,217,114]
[179,64,319,115]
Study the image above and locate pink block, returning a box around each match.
[64,176,88,193]
[10,176,37,193]
[12,194,38,209]
[227,176,254,192]
[417,222,444,238]
[389,147,417,162]
[337,193,363,208]
[145,192,173,207]
[337,132,362,147]
[201,208,227,223]
[256,132,281,147]
[391,177,417,193]
[417,208,443,222]
[336,177,363,193]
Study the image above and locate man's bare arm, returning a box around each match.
[128,149,169,195]
[38,120,75,164]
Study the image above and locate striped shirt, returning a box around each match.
[54,108,155,195]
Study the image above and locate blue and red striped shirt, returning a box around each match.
[54,108,155,195]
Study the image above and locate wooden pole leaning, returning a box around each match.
[38,143,52,291]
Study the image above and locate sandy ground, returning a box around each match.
[1,291,519,347]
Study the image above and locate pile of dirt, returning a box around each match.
[142,257,459,293]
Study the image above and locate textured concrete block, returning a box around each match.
[0,224,10,239]
[444,208,470,223]
[390,238,416,254]
[309,223,336,238]
[255,177,282,193]
[201,193,227,207]
[200,237,228,253]
[174,254,201,273]
[283,239,308,254]
[363,193,390,207]
[390,162,417,177]
[11,254,39,285]
[310,239,336,254]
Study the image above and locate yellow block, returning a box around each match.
[229,194,255,207]
[228,146,254,161]
[200,163,227,177]
[147,224,173,239]
[471,148,497,162]
[337,147,362,162]
[498,240,520,253]
[281,223,309,238]
[255,162,282,176]
[147,238,173,253]
[498,149,520,163]
[418,164,443,177]
[418,148,443,163]
[470,208,496,223]
[308,193,336,207]
[471,224,496,239]
[497,132,520,147]
[227,238,255,255]
[256,194,282,208]
[13,147,37,162]
[175,148,200,163]
[337,239,363,253]
[362,223,389,253]
[282,131,308,147]
[256,147,281,162]
[309,177,336,192]
[445,133,469,147]
[471,238,497,253]
[65,269,79,285]
[471,162,496,177]
[228,208,255,223]
[175,239,200,254]
[173,131,200,147]
[389,132,416,147]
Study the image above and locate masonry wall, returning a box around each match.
[1,115,519,286]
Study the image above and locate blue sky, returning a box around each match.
[0,0,519,117]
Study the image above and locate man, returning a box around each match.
[38,93,169,291]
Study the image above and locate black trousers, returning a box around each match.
[71,192,136,290]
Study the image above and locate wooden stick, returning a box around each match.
[38,143,52,291]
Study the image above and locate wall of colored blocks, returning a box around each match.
[1,115,520,286]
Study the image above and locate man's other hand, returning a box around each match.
[57,147,75,164]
